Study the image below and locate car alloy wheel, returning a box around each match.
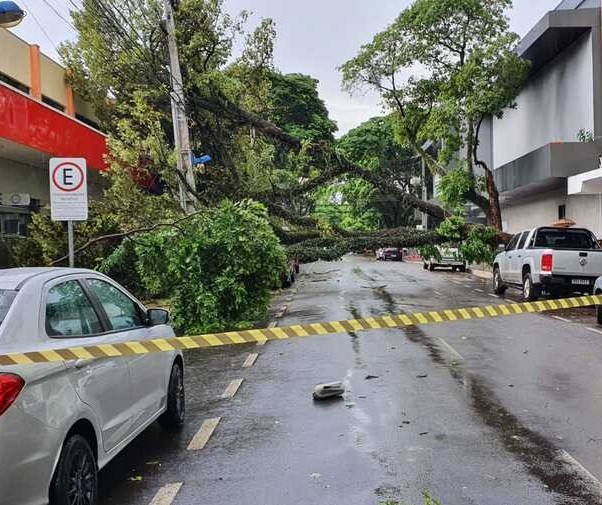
[67,452,95,505]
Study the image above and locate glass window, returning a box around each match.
[533,228,599,250]
[87,279,144,330]
[506,234,520,251]
[46,281,102,337]
[0,290,17,327]
[517,232,529,250]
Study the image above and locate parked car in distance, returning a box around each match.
[376,247,403,261]
[493,226,602,301]
[0,268,184,505]
[423,246,466,272]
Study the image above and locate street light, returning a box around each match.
[0,1,25,28]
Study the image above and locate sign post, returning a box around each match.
[49,158,88,268]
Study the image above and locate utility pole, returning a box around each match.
[163,0,197,213]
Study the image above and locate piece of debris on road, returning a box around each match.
[313,381,345,400]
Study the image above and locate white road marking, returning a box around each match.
[488,294,500,299]
[475,288,485,293]
[221,378,244,399]
[557,449,602,496]
[187,418,221,451]
[242,353,259,368]
[434,290,443,296]
[148,483,183,505]
[552,315,571,323]
[436,337,465,361]
[587,327,602,336]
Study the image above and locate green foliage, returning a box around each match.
[419,216,497,265]
[133,200,286,333]
[268,72,337,142]
[437,168,475,215]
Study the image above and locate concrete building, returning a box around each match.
[482,0,602,236]
[0,27,107,237]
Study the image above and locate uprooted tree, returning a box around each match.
[3,0,522,328]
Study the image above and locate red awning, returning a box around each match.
[0,83,107,171]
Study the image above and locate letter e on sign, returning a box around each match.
[49,158,88,221]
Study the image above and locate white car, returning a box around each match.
[0,268,184,505]
[423,246,466,272]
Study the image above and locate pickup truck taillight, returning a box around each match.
[0,373,24,417]
[541,252,553,272]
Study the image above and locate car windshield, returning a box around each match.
[0,290,17,327]
[533,229,599,250]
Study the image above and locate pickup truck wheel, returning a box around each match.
[423,262,428,270]
[428,262,435,272]
[459,264,467,273]
[493,268,506,295]
[523,273,540,301]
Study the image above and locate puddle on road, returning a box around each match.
[370,284,602,505]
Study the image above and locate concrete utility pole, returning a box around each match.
[163,0,197,214]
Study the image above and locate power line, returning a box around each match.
[20,0,60,53]
[39,0,77,31]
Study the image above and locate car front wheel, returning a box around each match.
[50,434,98,505]
[493,267,506,295]
[159,361,185,430]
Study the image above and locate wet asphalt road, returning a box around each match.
[98,256,602,505]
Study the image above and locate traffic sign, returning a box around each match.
[49,158,88,221]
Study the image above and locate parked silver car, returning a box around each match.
[0,268,184,505]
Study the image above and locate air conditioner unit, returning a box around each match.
[0,193,31,207]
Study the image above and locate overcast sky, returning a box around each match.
[13,0,560,135]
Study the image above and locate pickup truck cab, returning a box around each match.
[493,226,602,301]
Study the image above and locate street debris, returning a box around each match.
[365,374,379,380]
[419,432,429,436]
[313,381,345,400]
[416,373,428,378]
[309,472,321,480]
[128,476,143,482]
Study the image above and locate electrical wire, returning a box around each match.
[39,0,77,31]
[20,0,60,54]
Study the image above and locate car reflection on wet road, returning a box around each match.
[98,255,602,505]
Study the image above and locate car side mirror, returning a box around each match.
[498,244,506,252]
[147,308,169,326]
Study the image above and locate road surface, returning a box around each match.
[98,255,602,505]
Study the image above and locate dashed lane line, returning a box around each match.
[488,294,500,299]
[148,483,183,505]
[436,337,465,362]
[221,378,244,399]
[552,315,572,323]
[586,327,602,336]
[242,353,259,368]
[187,418,221,451]
[474,288,485,293]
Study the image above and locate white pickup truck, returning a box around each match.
[492,226,602,301]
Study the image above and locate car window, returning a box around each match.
[0,290,17,328]
[87,279,144,331]
[506,234,520,251]
[533,229,599,250]
[517,232,529,250]
[45,281,103,337]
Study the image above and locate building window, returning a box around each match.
[42,95,65,113]
[75,113,101,131]
[0,71,29,94]
[0,211,30,236]
[558,205,566,220]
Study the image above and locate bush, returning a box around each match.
[134,200,286,333]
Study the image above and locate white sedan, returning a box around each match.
[0,268,184,505]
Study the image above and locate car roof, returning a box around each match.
[0,267,96,290]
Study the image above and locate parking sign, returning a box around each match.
[49,158,88,221]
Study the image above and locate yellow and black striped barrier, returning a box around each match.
[1,295,600,366]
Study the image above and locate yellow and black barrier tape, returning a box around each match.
[1,294,601,366]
